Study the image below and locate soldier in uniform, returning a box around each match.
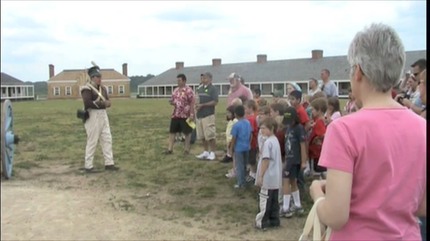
[81,65,119,172]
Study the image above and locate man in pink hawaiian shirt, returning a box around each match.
[163,74,195,155]
[227,73,253,107]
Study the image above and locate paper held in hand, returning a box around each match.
[186,118,196,129]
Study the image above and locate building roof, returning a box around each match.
[49,69,129,81]
[140,50,426,86]
[1,72,29,85]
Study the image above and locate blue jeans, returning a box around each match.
[420,216,426,241]
[234,151,249,187]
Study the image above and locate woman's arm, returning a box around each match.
[311,169,353,230]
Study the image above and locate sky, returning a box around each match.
[1,1,427,82]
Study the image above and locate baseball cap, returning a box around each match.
[227,72,240,80]
[283,106,299,126]
[201,72,212,79]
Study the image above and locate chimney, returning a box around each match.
[175,62,184,70]
[49,64,55,78]
[212,58,221,66]
[257,54,267,63]
[122,63,128,76]
[311,50,323,60]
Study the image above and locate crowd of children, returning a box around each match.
[219,84,362,230]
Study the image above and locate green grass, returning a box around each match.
[7,97,348,232]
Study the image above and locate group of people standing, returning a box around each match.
[162,23,426,239]
[78,23,426,240]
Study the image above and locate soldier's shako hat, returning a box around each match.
[88,66,101,78]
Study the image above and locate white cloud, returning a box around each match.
[0,0,426,82]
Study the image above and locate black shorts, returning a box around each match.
[169,118,192,134]
[283,162,300,179]
[249,148,257,166]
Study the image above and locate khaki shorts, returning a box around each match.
[196,114,216,141]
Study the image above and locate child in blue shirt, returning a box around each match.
[230,105,252,188]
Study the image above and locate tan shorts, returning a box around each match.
[196,114,216,141]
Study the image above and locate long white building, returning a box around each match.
[1,72,35,101]
[138,49,426,99]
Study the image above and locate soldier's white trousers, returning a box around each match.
[84,109,114,169]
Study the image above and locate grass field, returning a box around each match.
[6,97,347,239]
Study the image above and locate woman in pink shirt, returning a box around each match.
[309,23,426,240]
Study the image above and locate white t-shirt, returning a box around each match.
[256,135,282,190]
[322,81,338,97]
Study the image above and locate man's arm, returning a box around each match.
[332,82,339,97]
[200,100,218,107]
[82,89,105,110]
[188,89,195,118]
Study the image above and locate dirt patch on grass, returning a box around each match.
[2,163,305,240]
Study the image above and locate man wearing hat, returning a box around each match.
[195,72,219,160]
[226,73,253,107]
[80,65,119,172]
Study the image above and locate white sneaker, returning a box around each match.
[207,152,215,160]
[196,151,209,159]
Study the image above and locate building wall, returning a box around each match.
[47,82,79,99]
[102,82,130,98]
[1,85,35,101]
[138,80,352,98]
[48,81,130,99]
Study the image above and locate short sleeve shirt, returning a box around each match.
[171,86,194,119]
[231,119,252,152]
[319,108,426,240]
[256,135,282,190]
[196,84,218,118]
[322,81,338,97]
[285,124,306,164]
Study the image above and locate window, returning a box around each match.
[159,86,165,95]
[261,84,272,95]
[338,81,351,96]
[53,87,60,96]
[249,84,260,93]
[214,85,222,96]
[118,85,125,94]
[147,87,153,95]
[65,86,72,96]
[297,82,309,94]
[273,83,285,93]
[166,86,172,95]
[107,86,113,94]
[221,85,230,95]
